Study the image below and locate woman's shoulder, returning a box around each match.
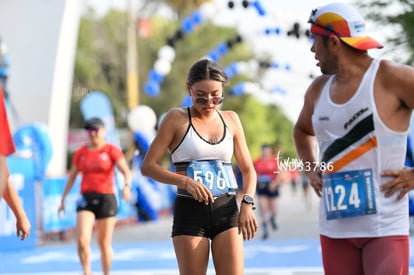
[162,107,190,124]
[219,110,240,123]
[218,110,242,135]
[167,106,189,116]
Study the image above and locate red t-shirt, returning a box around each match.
[253,157,278,183]
[73,143,124,194]
[0,86,15,156]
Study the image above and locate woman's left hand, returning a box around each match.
[238,203,258,241]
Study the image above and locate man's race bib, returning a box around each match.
[187,160,238,197]
[323,169,377,220]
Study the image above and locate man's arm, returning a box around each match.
[293,75,328,197]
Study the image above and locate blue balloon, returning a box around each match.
[284,64,291,71]
[271,62,279,69]
[224,67,234,79]
[181,94,192,107]
[224,63,239,79]
[216,43,229,55]
[230,63,239,74]
[148,69,164,84]
[144,81,160,97]
[274,27,281,35]
[231,83,245,96]
[181,17,194,33]
[264,27,281,36]
[191,10,204,25]
[253,0,266,16]
[273,86,287,95]
[208,50,219,62]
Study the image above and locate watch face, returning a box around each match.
[243,195,254,203]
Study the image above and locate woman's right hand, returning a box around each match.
[185,178,214,205]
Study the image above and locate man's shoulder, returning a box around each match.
[311,74,330,89]
[377,59,414,88]
[379,59,414,75]
[304,74,331,101]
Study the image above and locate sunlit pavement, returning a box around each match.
[0,237,325,275]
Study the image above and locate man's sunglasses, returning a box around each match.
[308,9,343,37]
[195,96,224,105]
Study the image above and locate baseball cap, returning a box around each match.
[308,2,383,50]
[84,117,105,130]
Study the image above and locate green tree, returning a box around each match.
[358,0,414,65]
[71,9,128,128]
[165,0,210,15]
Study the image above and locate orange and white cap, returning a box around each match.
[308,2,383,50]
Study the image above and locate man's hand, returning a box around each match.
[307,170,323,197]
[381,168,414,200]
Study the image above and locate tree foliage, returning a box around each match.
[165,0,210,15]
[358,0,414,65]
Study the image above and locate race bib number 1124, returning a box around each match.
[323,169,377,220]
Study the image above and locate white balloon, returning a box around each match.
[235,61,248,74]
[247,59,259,76]
[158,45,176,63]
[244,82,261,94]
[199,2,216,20]
[154,58,171,76]
[127,105,157,132]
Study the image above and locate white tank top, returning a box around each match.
[170,107,234,165]
[312,58,409,238]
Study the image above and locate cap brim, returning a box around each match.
[340,36,383,50]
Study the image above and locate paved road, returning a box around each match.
[3,183,413,274]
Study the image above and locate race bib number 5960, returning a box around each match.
[323,169,377,220]
[187,160,238,197]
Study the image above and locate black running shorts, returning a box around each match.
[76,193,118,219]
[172,194,239,239]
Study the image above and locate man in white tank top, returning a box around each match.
[293,2,414,274]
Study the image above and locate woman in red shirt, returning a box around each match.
[58,117,131,275]
[253,144,280,239]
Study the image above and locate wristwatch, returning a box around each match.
[241,194,256,210]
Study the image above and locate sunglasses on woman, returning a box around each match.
[195,96,224,105]
[85,127,100,134]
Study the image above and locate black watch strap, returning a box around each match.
[242,194,256,210]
